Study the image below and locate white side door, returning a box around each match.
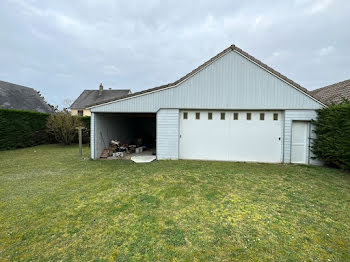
[291,121,309,164]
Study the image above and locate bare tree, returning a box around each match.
[62,98,75,112]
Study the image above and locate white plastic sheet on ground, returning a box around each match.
[131,155,156,163]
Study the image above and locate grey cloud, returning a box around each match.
[0,0,349,107]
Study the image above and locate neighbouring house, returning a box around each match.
[88,44,326,164]
[70,84,131,116]
[310,79,350,104]
[0,80,53,113]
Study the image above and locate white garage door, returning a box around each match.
[179,110,282,162]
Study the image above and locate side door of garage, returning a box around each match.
[291,121,310,164]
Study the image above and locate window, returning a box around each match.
[273,113,278,121]
[221,112,225,120]
[247,113,251,120]
[196,112,200,120]
[260,113,265,120]
[208,112,213,120]
[78,110,83,116]
[183,112,188,119]
[233,113,238,120]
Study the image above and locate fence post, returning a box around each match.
[76,126,85,156]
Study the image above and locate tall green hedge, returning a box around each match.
[0,109,50,150]
[80,116,90,128]
[0,109,91,150]
[312,102,350,169]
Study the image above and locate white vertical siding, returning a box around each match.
[91,51,323,113]
[283,110,321,164]
[157,109,179,159]
[91,112,95,159]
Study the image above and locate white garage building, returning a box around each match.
[89,45,326,164]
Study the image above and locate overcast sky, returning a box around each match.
[1,0,349,107]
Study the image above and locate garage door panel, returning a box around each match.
[180,110,282,162]
[180,112,228,160]
[227,121,281,162]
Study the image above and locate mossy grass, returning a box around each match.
[0,145,349,261]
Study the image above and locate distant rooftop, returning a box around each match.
[71,84,131,109]
[0,80,53,113]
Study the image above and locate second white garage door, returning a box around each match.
[179,110,283,162]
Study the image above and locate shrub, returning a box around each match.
[46,113,83,145]
[312,101,350,169]
[0,109,50,150]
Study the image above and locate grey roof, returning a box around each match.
[310,79,350,104]
[71,89,131,109]
[0,80,53,113]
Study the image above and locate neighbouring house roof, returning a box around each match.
[0,80,54,113]
[71,89,131,109]
[88,44,326,108]
[310,79,350,104]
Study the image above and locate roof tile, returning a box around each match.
[71,89,131,109]
[0,80,53,113]
[311,79,350,104]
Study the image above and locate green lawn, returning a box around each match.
[0,145,349,261]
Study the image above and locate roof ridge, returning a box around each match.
[319,78,350,90]
[71,89,131,109]
[0,80,36,92]
[88,44,326,108]
[311,79,350,95]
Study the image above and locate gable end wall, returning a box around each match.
[91,51,323,113]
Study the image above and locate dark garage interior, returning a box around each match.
[94,113,156,159]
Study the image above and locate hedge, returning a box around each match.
[80,116,91,144]
[0,109,50,150]
[0,109,91,150]
[81,116,90,130]
[312,101,350,169]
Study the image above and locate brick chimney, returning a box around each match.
[99,83,103,95]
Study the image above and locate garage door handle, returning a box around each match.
[279,137,281,140]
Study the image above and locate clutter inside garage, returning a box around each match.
[97,113,156,161]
